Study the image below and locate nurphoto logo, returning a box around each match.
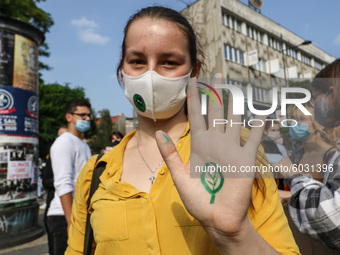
[197,81,312,128]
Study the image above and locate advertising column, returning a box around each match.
[0,16,44,248]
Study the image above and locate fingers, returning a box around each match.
[207,73,225,133]
[226,91,241,143]
[188,77,206,131]
[155,130,187,179]
[246,115,266,152]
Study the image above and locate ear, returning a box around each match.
[191,61,202,78]
[328,86,335,98]
[65,113,73,123]
[120,57,125,86]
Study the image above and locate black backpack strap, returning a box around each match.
[83,153,106,255]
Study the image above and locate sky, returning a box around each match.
[37,0,340,118]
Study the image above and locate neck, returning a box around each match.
[135,108,188,143]
[303,132,330,152]
[67,124,83,139]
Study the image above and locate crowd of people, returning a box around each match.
[37,5,340,255]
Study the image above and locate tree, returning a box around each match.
[88,109,113,154]
[39,81,95,158]
[0,0,54,74]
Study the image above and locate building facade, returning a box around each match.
[181,0,335,117]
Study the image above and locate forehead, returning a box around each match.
[74,106,90,113]
[268,123,280,129]
[125,18,189,53]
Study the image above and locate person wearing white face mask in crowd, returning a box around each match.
[47,98,92,255]
[262,119,288,165]
[261,120,292,204]
[280,59,340,250]
[66,6,300,255]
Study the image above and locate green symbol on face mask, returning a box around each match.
[133,94,146,112]
[201,162,224,204]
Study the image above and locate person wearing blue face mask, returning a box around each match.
[288,103,336,183]
[289,122,312,142]
[47,98,92,255]
[280,59,340,250]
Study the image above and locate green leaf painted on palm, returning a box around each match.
[201,162,224,204]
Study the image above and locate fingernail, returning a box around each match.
[162,132,170,141]
[212,73,222,82]
[156,130,170,142]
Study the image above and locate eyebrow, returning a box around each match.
[125,51,145,57]
[125,50,185,59]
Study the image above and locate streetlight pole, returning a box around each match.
[281,39,312,87]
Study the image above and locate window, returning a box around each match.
[286,47,298,59]
[253,59,267,73]
[314,60,323,70]
[224,45,245,65]
[268,36,282,51]
[301,54,311,66]
[222,12,241,33]
[250,86,271,103]
[247,25,263,43]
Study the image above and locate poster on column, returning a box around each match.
[0,86,38,138]
[0,31,14,86]
[0,86,38,202]
[12,34,39,93]
[7,160,33,180]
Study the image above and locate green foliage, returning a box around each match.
[0,0,54,73]
[0,0,53,34]
[88,109,113,154]
[39,81,94,158]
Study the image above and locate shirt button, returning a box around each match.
[159,169,165,175]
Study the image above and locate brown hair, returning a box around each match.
[312,59,340,93]
[116,6,204,86]
[264,119,280,132]
[311,59,340,126]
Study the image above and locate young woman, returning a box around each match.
[282,59,340,250]
[288,103,336,181]
[65,6,300,255]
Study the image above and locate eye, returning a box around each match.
[129,59,145,66]
[162,60,178,66]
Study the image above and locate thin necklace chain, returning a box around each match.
[135,132,182,185]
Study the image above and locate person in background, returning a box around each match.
[111,130,124,147]
[101,131,125,154]
[280,59,340,250]
[46,99,92,255]
[41,126,67,255]
[261,119,291,204]
[288,103,336,181]
[262,119,288,166]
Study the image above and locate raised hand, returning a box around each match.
[155,75,278,254]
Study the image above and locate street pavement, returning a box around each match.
[0,198,49,255]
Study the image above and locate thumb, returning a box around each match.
[155,130,187,179]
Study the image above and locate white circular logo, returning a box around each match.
[0,89,14,110]
[28,95,38,115]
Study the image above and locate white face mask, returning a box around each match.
[267,132,280,141]
[123,70,191,121]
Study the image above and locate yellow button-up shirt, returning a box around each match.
[66,125,300,255]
